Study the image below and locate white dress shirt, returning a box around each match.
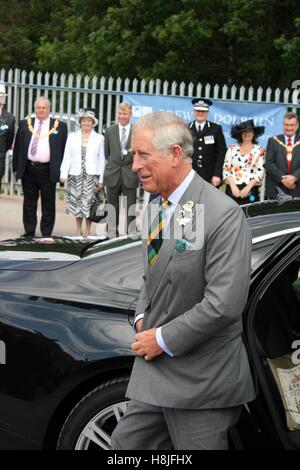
[118,123,131,144]
[28,117,51,162]
[196,121,206,132]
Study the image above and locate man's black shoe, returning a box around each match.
[20,233,35,238]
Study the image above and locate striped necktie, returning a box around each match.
[120,127,126,158]
[30,120,43,157]
[147,198,169,267]
[287,137,292,174]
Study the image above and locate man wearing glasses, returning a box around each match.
[189,98,226,188]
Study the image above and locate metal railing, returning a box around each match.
[1,67,300,197]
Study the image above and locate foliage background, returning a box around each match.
[1,0,300,87]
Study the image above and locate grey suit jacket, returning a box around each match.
[265,134,300,198]
[103,124,139,189]
[126,173,256,409]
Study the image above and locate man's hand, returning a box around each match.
[282,175,297,190]
[211,176,221,187]
[60,177,66,184]
[131,328,163,361]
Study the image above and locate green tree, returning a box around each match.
[0,0,35,70]
[274,16,300,84]
[35,0,118,74]
[2,0,300,88]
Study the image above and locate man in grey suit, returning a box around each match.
[265,112,300,199]
[104,102,139,237]
[111,111,255,450]
[0,84,15,191]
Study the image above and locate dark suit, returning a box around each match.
[0,108,15,184]
[265,134,300,198]
[104,124,139,236]
[189,120,226,183]
[13,117,67,236]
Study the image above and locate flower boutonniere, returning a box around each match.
[176,200,194,226]
[175,239,187,252]
[175,238,194,252]
[175,200,195,252]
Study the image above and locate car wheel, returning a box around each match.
[57,375,130,450]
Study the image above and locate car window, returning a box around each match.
[251,237,281,267]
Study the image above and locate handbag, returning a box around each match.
[89,189,108,223]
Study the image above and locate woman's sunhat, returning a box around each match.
[231,119,265,140]
[76,108,98,127]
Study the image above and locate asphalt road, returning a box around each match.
[0,195,114,241]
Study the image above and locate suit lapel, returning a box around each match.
[201,122,208,135]
[126,124,132,149]
[294,134,300,145]
[49,118,55,154]
[277,135,287,165]
[114,124,121,151]
[25,117,34,149]
[146,174,204,303]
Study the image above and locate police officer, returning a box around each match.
[189,98,226,187]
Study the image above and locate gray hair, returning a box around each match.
[133,111,193,161]
[34,96,51,109]
[119,101,132,112]
[284,111,299,122]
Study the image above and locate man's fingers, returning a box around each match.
[131,341,145,356]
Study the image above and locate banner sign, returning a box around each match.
[123,93,286,149]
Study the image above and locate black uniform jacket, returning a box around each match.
[189,120,227,182]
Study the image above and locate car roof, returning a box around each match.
[242,199,300,242]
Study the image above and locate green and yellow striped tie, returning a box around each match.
[147,198,169,267]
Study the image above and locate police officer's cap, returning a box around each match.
[192,98,212,111]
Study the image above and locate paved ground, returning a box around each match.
[0,195,143,241]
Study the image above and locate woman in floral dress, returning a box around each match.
[60,108,105,237]
[223,119,265,205]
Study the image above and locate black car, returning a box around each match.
[0,200,300,450]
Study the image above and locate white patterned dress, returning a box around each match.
[66,142,99,218]
[223,143,265,204]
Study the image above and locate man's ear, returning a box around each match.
[171,144,183,166]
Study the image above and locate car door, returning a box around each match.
[243,231,300,449]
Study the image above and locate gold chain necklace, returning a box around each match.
[27,117,59,138]
[273,136,300,162]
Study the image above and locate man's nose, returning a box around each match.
[132,156,143,173]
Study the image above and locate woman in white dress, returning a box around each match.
[223,119,265,205]
[60,108,105,237]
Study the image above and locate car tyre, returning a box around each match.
[57,375,129,450]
